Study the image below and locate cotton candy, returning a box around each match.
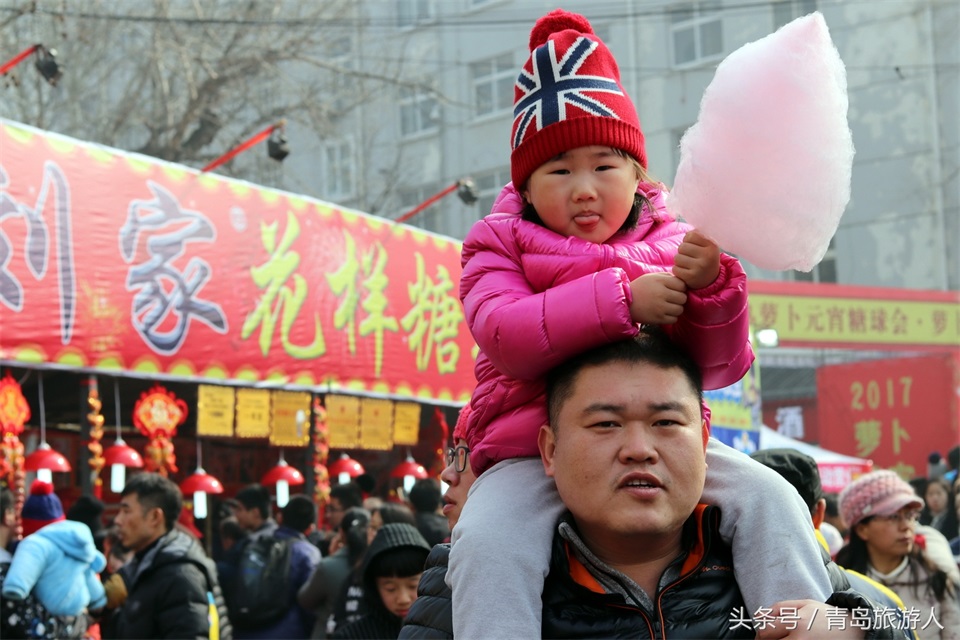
[668,12,854,272]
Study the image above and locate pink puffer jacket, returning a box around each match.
[460,182,754,474]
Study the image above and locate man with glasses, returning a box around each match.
[107,473,231,639]
[314,482,363,557]
[399,408,478,638]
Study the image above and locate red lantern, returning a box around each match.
[23,442,72,483]
[391,453,428,495]
[180,442,222,519]
[103,441,144,493]
[261,452,305,508]
[327,453,364,485]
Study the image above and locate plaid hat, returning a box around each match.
[510,9,646,189]
[751,448,824,511]
[22,480,65,537]
[839,470,923,529]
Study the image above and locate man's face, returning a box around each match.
[115,492,165,553]
[325,498,346,529]
[439,439,477,529]
[233,503,262,531]
[539,361,708,556]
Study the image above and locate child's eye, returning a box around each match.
[550,168,570,175]
[596,165,614,171]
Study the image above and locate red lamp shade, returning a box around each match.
[327,453,365,482]
[103,442,144,468]
[261,460,305,486]
[23,442,72,473]
[390,456,428,481]
[180,470,224,495]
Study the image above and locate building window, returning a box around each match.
[669,1,723,67]
[773,0,817,29]
[398,0,435,28]
[399,85,440,137]
[471,53,514,117]
[794,237,837,283]
[399,182,442,229]
[321,139,354,200]
[473,168,511,217]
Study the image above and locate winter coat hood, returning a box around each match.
[1,520,107,616]
[361,524,431,614]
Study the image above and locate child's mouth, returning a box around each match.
[574,213,600,226]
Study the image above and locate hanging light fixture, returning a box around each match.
[391,451,428,495]
[326,453,364,485]
[102,379,144,493]
[261,450,305,508]
[179,441,223,519]
[23,372,71,483]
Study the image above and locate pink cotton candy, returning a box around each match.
[668,12,854,272]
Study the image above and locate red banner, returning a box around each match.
[0,120,476,403]
[816,353,960,479]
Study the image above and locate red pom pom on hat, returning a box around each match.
[29,479,54,496]
[528,9,594,50]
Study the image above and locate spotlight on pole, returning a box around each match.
[34,46,63,85]
[267,126,290,162]
[1,44,64,86]
[201,120,289,173]
[395,177,480,225]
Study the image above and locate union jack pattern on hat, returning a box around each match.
[510,9,646,189]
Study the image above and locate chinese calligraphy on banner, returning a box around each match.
[817,354,960,479]
[0,119,475,404]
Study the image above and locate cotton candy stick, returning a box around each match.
[668,12,854,272]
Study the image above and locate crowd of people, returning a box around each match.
[2,7,959,640]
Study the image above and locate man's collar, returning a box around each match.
[558,505,712,607]
[134,531,166,561]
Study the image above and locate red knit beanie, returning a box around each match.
[839,470,923,529]
[511,9,647,189]
[453,403,472,442]
[21,480,65,537]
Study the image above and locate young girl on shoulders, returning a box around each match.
[449,9,834,638]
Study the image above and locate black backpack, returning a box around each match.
[230,536,293,629]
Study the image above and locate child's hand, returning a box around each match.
[629,273,687,325]
[673,230,720,290]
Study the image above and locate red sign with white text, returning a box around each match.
[816,354,960,479]
[0,120,476,403]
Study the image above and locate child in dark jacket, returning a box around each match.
[332,524,430,640]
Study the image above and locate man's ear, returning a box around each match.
[147,505,165,531]
[538,424,556,478]
[812,499,826,529]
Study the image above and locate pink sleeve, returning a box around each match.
[666,253,755,390]
[461,221,637,381]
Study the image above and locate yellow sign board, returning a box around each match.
[197,385,235,436]
[359,398,394,450]
[750,294,959,347]
[270,390,311,447]
[235,388,271,438]
[393,402,421,446]
[327,394,361,449]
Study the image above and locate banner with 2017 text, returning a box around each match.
[0,119,476,404]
